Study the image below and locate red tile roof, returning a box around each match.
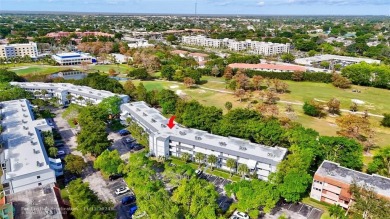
[229,63,306,72]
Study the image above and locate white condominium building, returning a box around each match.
[0,99,62,195]
[0,42,39,59]
[120,102,287,181]
[182,35,290,56]
[10,82,130,106]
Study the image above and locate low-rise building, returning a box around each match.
[120,101,288,180]
[52,52,94,66]
[310,160,390,209]
[0,99,62,195]
[295,55,380,66]
[229,63,306,72]
[0,43,38,59]
[10,82,130,106]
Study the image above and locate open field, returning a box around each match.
[130,78,390,149]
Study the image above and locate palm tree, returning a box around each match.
[76,96,84,105]
[207,155,218,170]
[40,89,48,99]
[181,152,191,163]
[238,164,249,179]
[48,147,58,158]
[66,94,73,103]
[226,158,237,176]
[195,152,205,166]
[34,90,41,97]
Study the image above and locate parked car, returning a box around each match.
[121,195,136,205]
[128,205,138,216]
[118,129,130,136]
[57,150,66,156]
[109,174,123,181]
[230,211,249,219]
[122,137,135,144]
[115,187,130,195]
[195,169,203,176]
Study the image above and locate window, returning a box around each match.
[38,183,42,186]
[37,176,40,179]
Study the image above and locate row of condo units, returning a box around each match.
[120,101,288,180]
[10,82,130,106]
[182,35,290,56]
[0,42,39,59]
[310,160,390,209]
[0,99,63,195]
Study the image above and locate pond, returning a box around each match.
[50,71,87,80]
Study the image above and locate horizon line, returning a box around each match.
[0,10,388,17]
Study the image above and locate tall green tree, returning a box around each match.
[367,146,390,177]
[226,158,237,176]
[64,154,87,175]
[98,96,122,117]
[136,82,147,101]
[94,150,124,175]
[207,155,218,170]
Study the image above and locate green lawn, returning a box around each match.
[89,64,134,74]
[8,65,74,75]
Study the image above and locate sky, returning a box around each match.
[0,0,389,16]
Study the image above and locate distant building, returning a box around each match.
[0,99,62,195]
[229,63,306,72]
[182,35,290,56]
[52,52,94,66]
[46,31,113,40]
[295,55,380,66]
[0,42,38,59]
[120,101,288,181]
[310,160,390,209]
[127,39,153,48]
[110,53,130,64]
[10,82,130,106]
[188,52,209,63]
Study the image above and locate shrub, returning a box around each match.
[381,113,390,127]
[332,73,352,89]
[303,101,323,117]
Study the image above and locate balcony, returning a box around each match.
[322,190,339,202]
[323,183,342,194]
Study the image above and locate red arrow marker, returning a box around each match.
[167,116,176,129]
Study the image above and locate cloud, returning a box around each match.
[257,1,265,6]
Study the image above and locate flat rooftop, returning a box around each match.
[0,99,51,180]
[295,55,380,65]
[10,82,128,101]
[229,63,306,71]
[121,102,287,165]
[7,183,63,219]
[53,52,91,59]
[316,160,390,198]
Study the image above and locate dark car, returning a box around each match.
[118,129,130,136]
[122,137,135,145]
[64,175,77,184]
[109,174,123,181]
[122,195,136,205]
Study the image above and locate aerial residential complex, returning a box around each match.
[182,35,290,56]
[120,101,288,180]
[10,82,130,106]
[0,99,62,195]
[310,160,390,209]
[51,52,94,65]
[0,42,39,59]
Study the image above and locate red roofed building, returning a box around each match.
[228,63,306,72]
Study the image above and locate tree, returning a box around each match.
[80,61,89,71]
[67,179,115,219]
[235,89,246,102]
[381,113,390,127]
[252,75,263,90]
[226,158,237,176]
[367,146,390,177]
[128,68,149,80]
[0,69,22,82]
[327,98,341,115]
[328,204,347,219]
[349,183,390,219]
[211,65,220,77]
[320,61,330,69]
[172,178,219,218]
[303,100,324,117]
[332,73,351,89]
[64,154,87,175]
[94,150,124,175]
[48,147,58,158]
[98,96,122,118]
[336,114,373,151]
[136,82,147,101]
[181,152,191,163]
[183,77,195,88]
[166,34,177,43]
[194,152,205,165]
[233,70,250,90]
[281,53,295,63]
[123,80,136,97]
[224,101,233,111]
[161,65,175,80]
[260,90,279,104]
[77,120,110,156]
[108,68,116,76]
[237,164,249,178]
[257,103,279,117]
[292,71,304,81]
[223,66,233,81]
[207,155,218,170]
[308,50,317,57]
[157,89,178,114]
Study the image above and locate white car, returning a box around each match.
[230,211,249,219]
[57,150,66,156]
[115,187,130,195]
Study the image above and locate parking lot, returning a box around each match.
[199,173,233,212]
